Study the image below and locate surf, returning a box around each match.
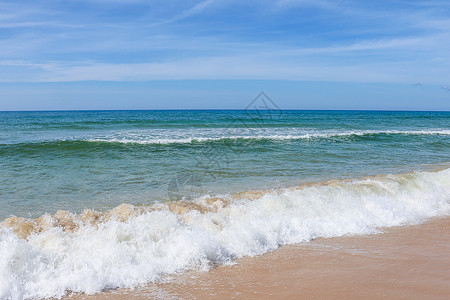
[1,168,449,299]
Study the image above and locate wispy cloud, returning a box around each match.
[0,22,84,29]
[0,0,450,84]
[181,0,216,18]
[149,0,217,26]
[276,0,337,10]
[0,51,444,85]
[280,36,436,55]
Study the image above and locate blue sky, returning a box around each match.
[0,0,449,110]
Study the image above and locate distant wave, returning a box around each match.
[1,168,450,299]
[2,129,449,147]
[84,129,450,144]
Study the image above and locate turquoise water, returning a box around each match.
[1,109,450,299]
[0,110,449,220]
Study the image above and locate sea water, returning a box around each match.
[0,109,449,299]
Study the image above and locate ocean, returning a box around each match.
[0,109,449,299]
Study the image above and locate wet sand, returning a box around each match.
[69,217,450,300]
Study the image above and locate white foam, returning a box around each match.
[1,168,450,299]
[85,129,450,145]
[4,128,449,146]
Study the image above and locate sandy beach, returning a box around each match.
[67,216,450,300]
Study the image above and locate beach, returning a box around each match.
[2,0,450,298]
[67,216,450,299]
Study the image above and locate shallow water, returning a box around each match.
[1,110,449,219]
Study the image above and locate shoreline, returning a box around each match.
[68,216,450,299]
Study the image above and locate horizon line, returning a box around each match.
[1,108,450,112]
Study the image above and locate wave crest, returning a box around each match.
[1,168,450,299]
[2,129,449,147]
[85,129,450,144]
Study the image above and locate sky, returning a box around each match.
[0,0,449,110]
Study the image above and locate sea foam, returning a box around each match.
[3,128,450,146]
[85,129,450,144]
[1,168,450,299]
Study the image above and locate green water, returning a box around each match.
[1,110,449,219]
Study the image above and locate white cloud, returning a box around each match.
[149,0,217,26]
[181,0,216,17]
[0,49,446,85]
[0,0,450,84]
[0,22,84,28]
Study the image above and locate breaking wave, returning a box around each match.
[85,129,450,144]
[2,129,450,147]
[1,168,450,299]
